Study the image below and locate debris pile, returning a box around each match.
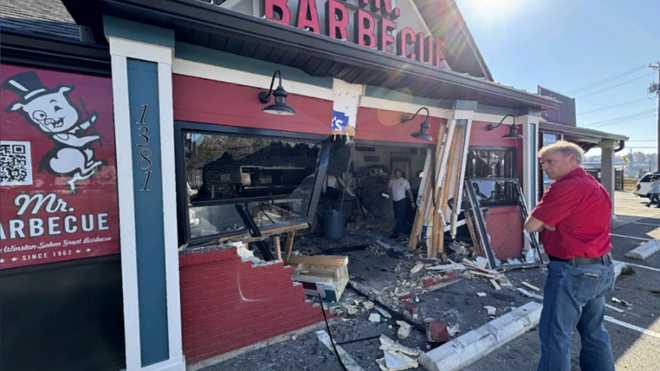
[376,335,421,371]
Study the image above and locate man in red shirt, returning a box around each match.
[525,141,615,371]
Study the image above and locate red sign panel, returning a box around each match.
[261,0,446,68]
[0,65,120,269]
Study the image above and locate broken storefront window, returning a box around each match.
[466,148,517,206]
[183,131,321,241]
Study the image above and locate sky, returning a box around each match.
[455,0,660,154]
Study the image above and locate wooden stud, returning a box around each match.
[285,231,296,260]
[436,212,447,257]
[409,149,433,249]
[464,212,485,257]
[425,204,435,257]
[449,121,472,237]
[274,235,282,261]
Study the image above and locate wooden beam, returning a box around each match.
[449,120,472,237]
[409,149,433,249]
[285,231,296,260]
[464,212,484,257]
[425,120,456,257]
[274,235,282,261]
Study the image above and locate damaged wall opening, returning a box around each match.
[175,122,327,246]
[328,142,430,237]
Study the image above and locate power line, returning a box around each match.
[583,109,657,127]
[590,114,656,129]
[566,64,647,94]
[577,96,654,116]
[576,72,653,98]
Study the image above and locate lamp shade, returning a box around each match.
[259,72,296,116]
[503,124,522,139]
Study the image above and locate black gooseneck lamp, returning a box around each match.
[401,106,433,142]
[258,70,296,116]
[487,113,523,139]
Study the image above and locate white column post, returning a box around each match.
[107,31,184,371]
[521,111,541,209]
[521,111,540,253]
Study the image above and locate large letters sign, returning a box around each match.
[262,0,446,68]
[0,65,120,269]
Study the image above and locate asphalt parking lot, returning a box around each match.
[465,191,660,371]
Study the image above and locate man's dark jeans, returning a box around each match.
[538,260,615,371]
[392,199,409,236]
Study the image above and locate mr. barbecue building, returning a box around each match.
[0,0,626,370]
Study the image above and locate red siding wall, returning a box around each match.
[469,121,524,258]
[356,107,446,144]
[484,206,524,260]
[469,121,523,176]
[173,75,333,136]
[179,249,323,363]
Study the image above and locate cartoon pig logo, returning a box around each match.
[4,71,103,192]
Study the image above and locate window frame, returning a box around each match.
[465,146,519,207]
[174,121,329,246]
[539,131,563,196]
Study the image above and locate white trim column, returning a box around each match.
[521,111,541,209]
[107,22,184,371]
[521,111,540,252]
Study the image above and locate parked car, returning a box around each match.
[648,182,660,206]
[635,172,660,197]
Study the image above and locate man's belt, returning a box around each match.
[548,253,612,266]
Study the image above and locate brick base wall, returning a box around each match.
[179,249,323,363]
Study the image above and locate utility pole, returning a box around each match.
[650,62,660,171]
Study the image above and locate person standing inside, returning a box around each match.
[525,141,615,371]
[388,168,414,239]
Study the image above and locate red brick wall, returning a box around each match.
[179,249,323,364]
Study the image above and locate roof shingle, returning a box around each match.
[0,0,79,40]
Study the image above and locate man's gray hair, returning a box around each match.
[538,140,584,164]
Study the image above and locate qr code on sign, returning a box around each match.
[0,140,33,186]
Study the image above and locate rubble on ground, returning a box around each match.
[212,230,550,371]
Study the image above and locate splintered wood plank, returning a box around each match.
[285,231,296,260]
[449,121,472,237]
[432,120,456,212]
[425,124,454,258]
[409,149,433,249]
[465,212,484,257]
[425,205,436,257]
[413,122,450,251]
[439,133,459,219]
[274,235,282,261]
[436,212,446,257]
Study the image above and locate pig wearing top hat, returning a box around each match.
[4,71,103,192]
